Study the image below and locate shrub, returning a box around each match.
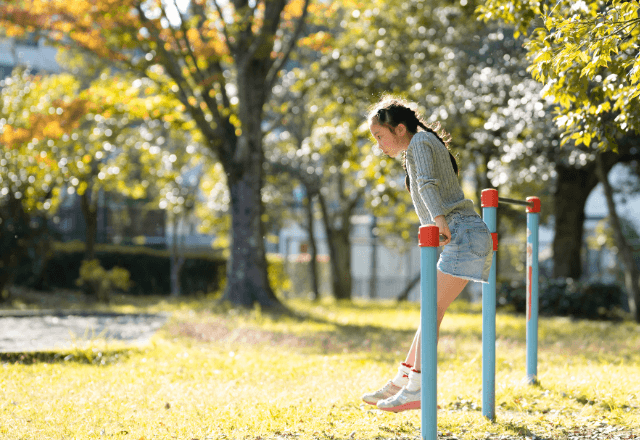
[266,254,292,295]
[76,259,131,302]
[497,278,629,321]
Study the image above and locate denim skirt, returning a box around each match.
[437,211,493,283]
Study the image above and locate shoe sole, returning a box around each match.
[378,401,421,412]
[363,396,394,406]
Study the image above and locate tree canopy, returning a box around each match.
[478,0,640,150]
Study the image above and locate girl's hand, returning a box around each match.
[434,215,451,246]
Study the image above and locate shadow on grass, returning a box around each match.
[499,420,553,440]
[0,347,137,365]
[166,297,487,359]
[168,317,417,360]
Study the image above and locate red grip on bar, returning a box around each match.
[481,189,499,208]
[491,232,498,251]
[526,196,541,213]
[419,225,440,247]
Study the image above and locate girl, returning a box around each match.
[362,95,493,412]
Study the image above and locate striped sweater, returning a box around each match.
[405,131,477,225]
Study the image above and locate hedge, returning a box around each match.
[31,241,226,295]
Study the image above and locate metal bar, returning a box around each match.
[482,203,497,421]
[419,225,439,440]
[498,196,533,207]
[526,199,540,384]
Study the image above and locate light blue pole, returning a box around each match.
[526,197,541,385]
[481,189,498,421]
[419,225,439,440]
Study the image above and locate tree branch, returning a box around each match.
[266,158,321,195]
[212,0,234,53]
[135,4,225,152]
[236,0,286,74]
[230,0,261,68]
[162,1,207,87]
[266,0,311,91]
[165,0,230,130]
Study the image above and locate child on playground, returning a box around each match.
[362,95,494,412]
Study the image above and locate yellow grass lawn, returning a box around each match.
[1,296,639,439]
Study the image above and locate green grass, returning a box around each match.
[1,295,639,439]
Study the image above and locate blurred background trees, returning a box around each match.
[1,0,319,309]
[1,69,88,296]
[1,0,639,320]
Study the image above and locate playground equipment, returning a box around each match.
[419,190,541,439]
[419,225,439,440]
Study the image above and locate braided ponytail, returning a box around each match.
[368,96,458,192]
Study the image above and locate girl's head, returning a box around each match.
[368,96,424,135]
[367,95,458,190]
[368,97,419,158]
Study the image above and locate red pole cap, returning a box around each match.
[481,189,499,208]
[419,225,440,247]
[526,196,541,213]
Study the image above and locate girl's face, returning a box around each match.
[370,122,407,158]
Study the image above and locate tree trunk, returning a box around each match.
[550,134,640,279]
[0,193,24,298]
[305,195,320,301]
[595,154,640,322]
[31,222,53,291]
[329,230,352,300]
[170,215,185,297]
[318,194,353,300]
[552,163,600,279]
[368,215,378,299]
[1,191,50,297]
[217,47,286,309]
[80,190,98,261]
[396,272,420,302]
[220,150,281,309]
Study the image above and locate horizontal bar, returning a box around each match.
[498,197,533,207]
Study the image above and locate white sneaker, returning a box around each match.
[362,380,402,405]
[377,387,421,412]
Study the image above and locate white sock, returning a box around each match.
[391,363,411,387]
[405,370,421,392]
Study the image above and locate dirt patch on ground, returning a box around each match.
[0,311,170,353]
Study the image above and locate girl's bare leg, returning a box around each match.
[404,270,469,371]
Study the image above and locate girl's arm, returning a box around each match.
[412,133,452,246]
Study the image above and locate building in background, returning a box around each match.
[49,190,167,249]
[0,33,59,79]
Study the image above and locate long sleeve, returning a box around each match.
[405,131,476,225]
[412,136,446,219]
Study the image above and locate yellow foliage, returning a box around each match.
[282,0,305,20]
[77,181,88,196]
[0,126,30,146]
[299,31,333,52]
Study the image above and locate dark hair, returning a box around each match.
[368,95,458,191]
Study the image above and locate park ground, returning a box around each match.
[1,290,639,440]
